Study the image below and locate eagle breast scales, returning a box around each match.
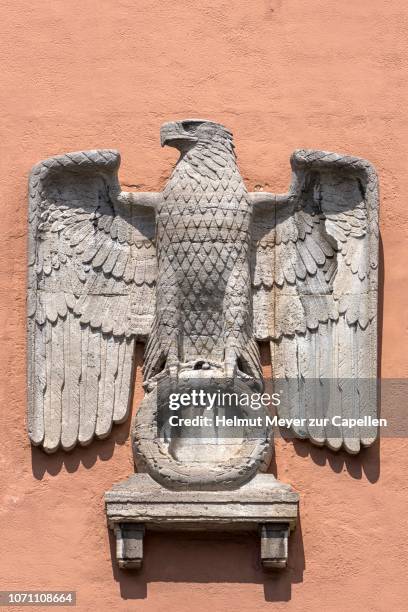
[143,130,261,381]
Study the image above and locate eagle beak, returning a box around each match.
[160,121,197,148]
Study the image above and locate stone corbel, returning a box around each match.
[106,474,298,571]
[114,523,145,569]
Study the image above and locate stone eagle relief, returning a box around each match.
[27,119,379,568]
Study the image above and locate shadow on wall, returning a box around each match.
[30,419,131,479]
[291,438,380,483]
[108,519,305,603]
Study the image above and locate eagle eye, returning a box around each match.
[182,121,201,133]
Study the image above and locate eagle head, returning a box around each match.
[160,119,232,152]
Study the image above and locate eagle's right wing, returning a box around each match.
[27,150,158,452]
[251,150,379,454]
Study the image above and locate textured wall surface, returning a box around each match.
[0,1,407,611]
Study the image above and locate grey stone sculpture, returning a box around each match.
[27,119,379,569]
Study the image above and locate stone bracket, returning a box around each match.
[112,520,292,570]
[260,522,290,569]
[106,473,299,571]
[114,523,145,569]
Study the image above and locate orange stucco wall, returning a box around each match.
[1,1,407,611]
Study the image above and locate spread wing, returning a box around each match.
[27,150,157,452]
[251,150,379,453]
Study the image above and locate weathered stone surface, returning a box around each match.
[106,473,298,524]
[260,523,290,570]
[106,474,299,569]
[114,523,144,570]
[132,373,273,491]
[27,119,379,464]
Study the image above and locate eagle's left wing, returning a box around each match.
[27,150,158,452]
[250,150,379,453]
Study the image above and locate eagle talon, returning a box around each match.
[167,357,180,384]
[224,362,237,380]
[168,365,178,380]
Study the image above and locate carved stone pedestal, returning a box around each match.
[105,473,299,570]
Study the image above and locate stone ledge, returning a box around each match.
[105,474,299,570]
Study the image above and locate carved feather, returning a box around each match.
[27,150,157,452]
[251,149,379,453]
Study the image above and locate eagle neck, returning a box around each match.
[173,139,238,182]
